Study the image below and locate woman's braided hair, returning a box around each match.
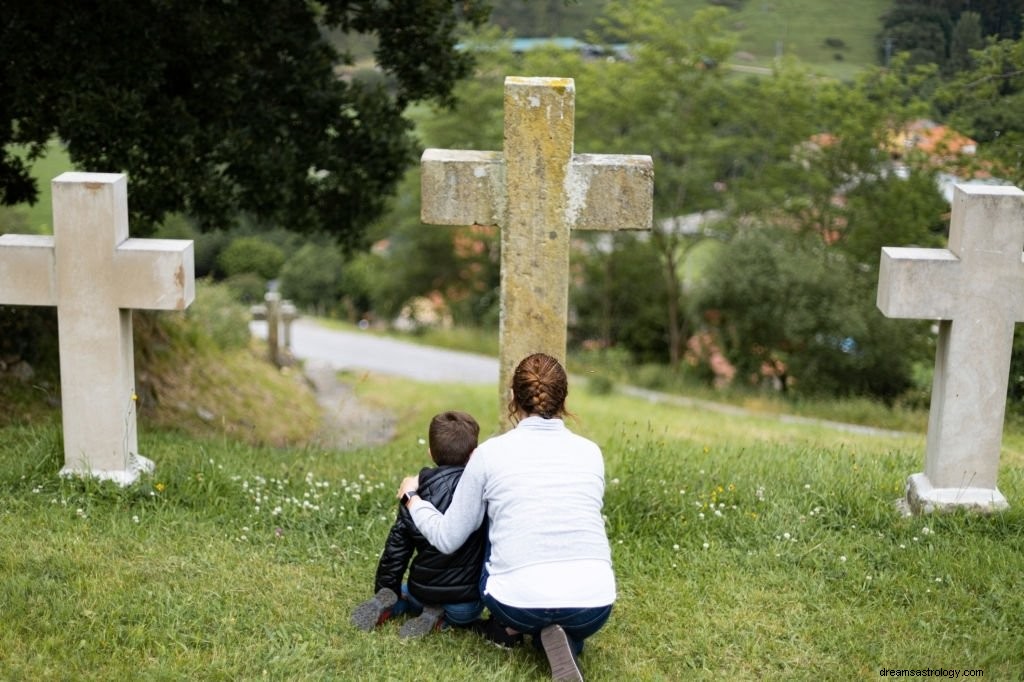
[508,353,569,422]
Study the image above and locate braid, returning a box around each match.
[508,353,569,422]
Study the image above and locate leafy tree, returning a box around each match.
[879,4,953,67]
[0,0,490,245]
[841,171,948,265]
[217,237,285,280]
[969,0,1024,39]
[949,11,984,73]
[936,35,1024,187]
[570,234,670,363]
[279,242,346,315]
[691,225,927,398]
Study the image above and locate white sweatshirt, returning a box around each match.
[409,416,615,608]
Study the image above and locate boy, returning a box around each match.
[351,410,487,638]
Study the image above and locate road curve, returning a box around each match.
[251,318,498,384]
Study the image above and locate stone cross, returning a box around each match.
[877,183,1024,512]
[0,172,195,484]
[421,76,654,428]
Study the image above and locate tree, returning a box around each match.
[279,242,346,316]
[217,237,286,280]
[570,234,671,364]
[936,35,1024,187]
[879,4,953,67]
[0,0,489,246]
[949,11,984,73]
[690,225,928,398]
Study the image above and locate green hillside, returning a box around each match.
[489,0,892,77]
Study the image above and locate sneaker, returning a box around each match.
[350,588,399,631]
[540,624,583,682]
[398,605,445,638]
[472,617,524,649]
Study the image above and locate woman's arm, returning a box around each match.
[405,457,487,554]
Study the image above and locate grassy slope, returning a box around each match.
[665,0,891,78]
[1,363,1022,679]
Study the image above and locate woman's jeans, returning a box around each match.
[479,554,612,655]
[392,584,483,626]
[483,596,613,655]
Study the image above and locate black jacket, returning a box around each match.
[374,464,487,605]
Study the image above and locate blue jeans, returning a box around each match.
[392,584,483,626]
[479,554,612,655]
[483,597,612,655]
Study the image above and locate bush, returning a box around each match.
[217,237,285,280]
[138,281,251,357]
[192,230,231,278]
[586,374,615,396]
[824,37,846,49]
[279,243,345,313]
[223,272,267,305]
[185,281,252,351]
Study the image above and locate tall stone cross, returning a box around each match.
[877,183,1024,512]
[420,76,654,428]
[0,172,195,484]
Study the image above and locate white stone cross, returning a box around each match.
[877,183,1024,512]
[421,76,654,427]
[0,172,195,484]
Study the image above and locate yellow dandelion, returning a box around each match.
[155,482,166,492]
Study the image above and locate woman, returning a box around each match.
[398,353,614,682]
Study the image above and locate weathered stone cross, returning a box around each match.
[420,76,653,428]
[0,172,195,484]
[877,183,1024,512]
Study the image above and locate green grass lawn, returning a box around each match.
[1,140,73,235]
[1,370,1022,680]
[668,0,891,78]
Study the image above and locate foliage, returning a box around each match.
[0,0,490,243]
[879,3,954,67]
[936,35,1024,188]
[878,0,1024,70]
[691,224,929,399]
[0,306,58,372]
[571,234,672,364]
[279,242,347,315]
[217,236,286,281]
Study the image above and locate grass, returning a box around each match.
[665,0,891,79]
[1,139,73,235]
[2,367,1023,679]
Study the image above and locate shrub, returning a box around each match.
[217,237,285,280]
[223,272,267,305]
[185,281,252,351]
[824,37,846,49]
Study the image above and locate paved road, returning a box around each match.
[254,318,909,439]
[251,318,498,384]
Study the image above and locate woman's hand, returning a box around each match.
[397,474,419,499]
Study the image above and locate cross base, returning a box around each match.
[902,472,1009,514]
[59,453,156,487]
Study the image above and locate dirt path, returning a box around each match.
[303,359,397,450]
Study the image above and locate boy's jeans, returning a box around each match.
[393,584,483,626]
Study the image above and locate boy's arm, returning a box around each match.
[408,456,486,554]
[373,506,416,595]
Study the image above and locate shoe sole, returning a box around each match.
[351,588,399,631]
[398,605,444,638]
[540,625,583,682]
